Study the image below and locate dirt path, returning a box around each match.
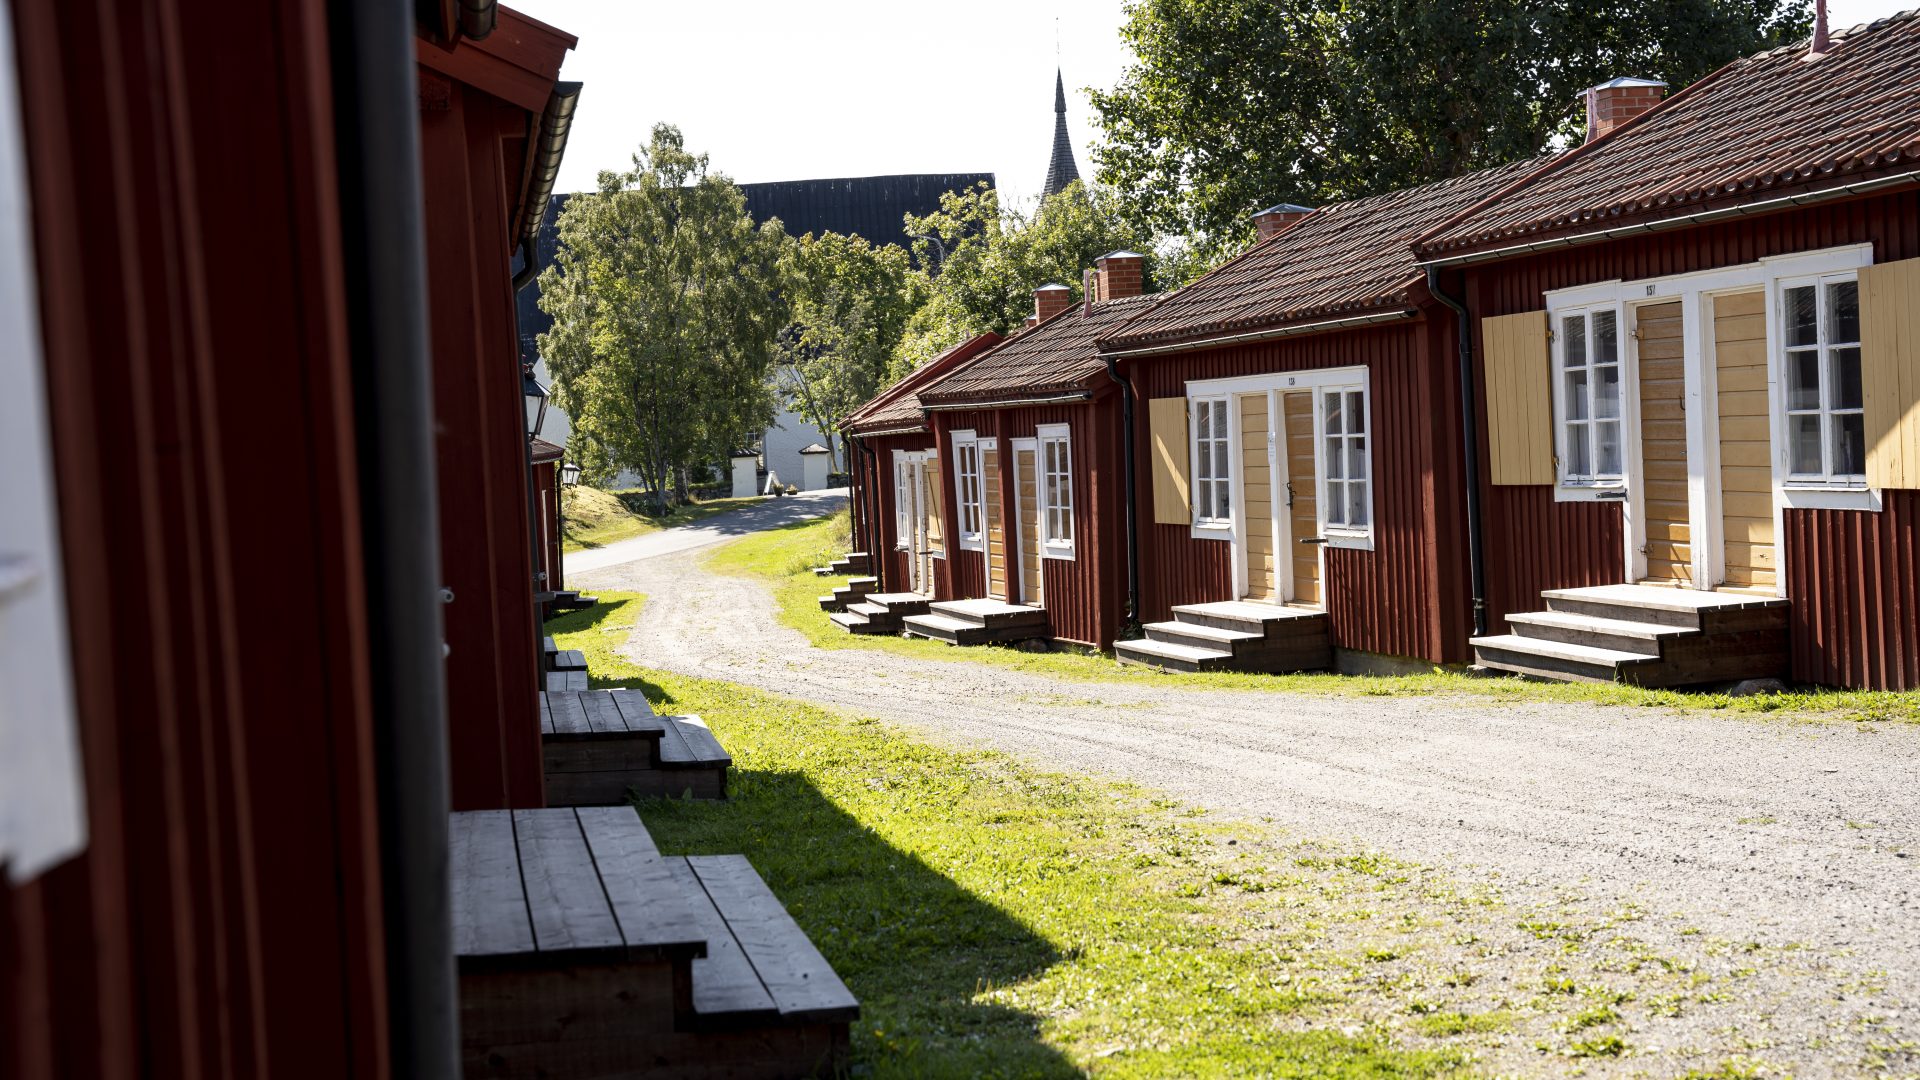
[571,530,1920,1072]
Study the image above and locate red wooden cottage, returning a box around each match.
[839,331,1001,608]
[895,254,1158,649]
[1096,162,1541,673]
[1415,10,1920,690]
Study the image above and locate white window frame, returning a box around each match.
[1190,395,1233,535]
[891,450,912,551]
[1552,302,1628,489]
[1776,270,1866,489]
[1315,383,1375,547]
[1036,423,1074,560]
[949,429,985,551]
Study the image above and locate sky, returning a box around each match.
[512,0,1912,212]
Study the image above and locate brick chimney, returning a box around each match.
[1094,250,1144,301]
[1033,282,1072,324]
[1584,77,1666,142]
[1252,203,1313,242]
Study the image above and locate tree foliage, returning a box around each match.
[778,232,926,468]
[891,180,1154,378]
[1091,0,1811,255]
[536,124,788,509]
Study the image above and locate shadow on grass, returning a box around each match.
[637,766,1077,1078]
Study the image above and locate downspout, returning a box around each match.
[1425,266,1488,638]
[1102,355,1141,638]
[327,1,457,1076]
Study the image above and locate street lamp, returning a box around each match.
[522,362,548,439]
[559,461,581,486]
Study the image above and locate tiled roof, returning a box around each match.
[920,293,1165,407]
[1417,10,1920,261]
[843,331,1002,433]
[1101,159,1544,351]
[530,436,565,463]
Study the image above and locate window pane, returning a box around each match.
[1349,436,1368,481]
[1786,285,1817,347]
[1833,413,1865,476]
[1212,400,1227,435]
[1195,401,1210,441]
[1325,479,1345,526]
[1828,280,1860,344]
[1790,414,1822,474]
[1346,391,1365,433]
[1058,506,1073,542]
[1218,482,1230,520]
[1788,350,1821,411]
[1565,370,1589,420]
[1595,364,1620,419]
[1596,420,1621,476]
[1213,441,1230,481]
[1563,315,1587,367]
[1593,310,1618,365]
[1348,480,1369,528]
[1833,346,1862,411]
[1325,437,1344,479]
[1566,425,1592,477]
[1325,393,1343,436]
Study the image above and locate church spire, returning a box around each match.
[1042,68,1081,198]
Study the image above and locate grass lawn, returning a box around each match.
[547,593,1813,1077]
[561,485,767,552]
[705,513,1920,725]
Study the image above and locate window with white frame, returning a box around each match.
[951,431,985,548]
[1782,275,1864,485]
[1037,424,1073,556]
[1556,306,1624,484]
[892,453,911,549]
[1191,396,1231,524]
[1321,386,1371,534]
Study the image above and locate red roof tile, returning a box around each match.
[919,294,1165,408]
[842,331,1002,434]
[1102,159,1544,351]
[1417,10,1920,261]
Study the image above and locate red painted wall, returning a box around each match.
[927,394,1126,648]
[1123,316,1470,664]
[1461,190,1920,688]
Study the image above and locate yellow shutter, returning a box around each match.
[1148,397,1191,524]
[1482,310,1556,485]
[1862,257,1920,490]
[925,456,945,551]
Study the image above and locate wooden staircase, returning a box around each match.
[902,598,1048,645]
[1471,584,1789,687]
[453,807,857,1078]
[816,575,877,613]
[542,689,731,804]
[811,551,870,577]
[827,592,928,635]
[1115,601,1333,673]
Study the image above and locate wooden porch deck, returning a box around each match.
[542,689,731,804]
[1116,601,1332,673]
[1471,584,1789,686]
[901,598,1048,645]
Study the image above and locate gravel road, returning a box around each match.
[569,506,1919,1073]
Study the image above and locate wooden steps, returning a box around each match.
[827,592,928,635]
[811,551,870,577]
[1116,601,1332,674]
[453,808,856,1078]
[816,576,877,613]
[1471,584,1789,687]
[901,598,1048,645]
[544,670,588,692]
[540,589,599,611]
[542,689,730,804]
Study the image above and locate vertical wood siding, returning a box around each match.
[1463,190,1920,688]
[1124,318,1469,663]
[851,432,940,595]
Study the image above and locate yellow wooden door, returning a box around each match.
[1713,290,1775,591]
[1238,392,1276,600]
[1015,446,1042,606]
[982,443,1006,600]
[1635,300,1691,585]
[1282,391,1321,607]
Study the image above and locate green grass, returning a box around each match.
[546,592,1466,1077]
[561,485,767,552]
[706,514,1920,724]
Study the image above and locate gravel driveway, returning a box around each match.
[570,510,1919,1073]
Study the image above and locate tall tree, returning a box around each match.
[778,231,926,470]
[1091,0,1810,254]
[892,180,1153,377]
[536,124,788,510]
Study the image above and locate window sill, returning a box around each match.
[1323,531,1374,552]
[1190,521,1232,541]
[1042,543,1075,562]
[1780,485,1880,511]
[957,536,984,552]
[1554,483,1628,504]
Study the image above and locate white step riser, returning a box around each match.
[1544,596,1700,629]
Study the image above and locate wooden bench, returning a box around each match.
[453,808,857,1078]
[542,689,731,804]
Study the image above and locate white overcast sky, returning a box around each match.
[510,0,1912,213]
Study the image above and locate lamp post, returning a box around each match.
[559,461,581,486]
[522,362,549,439]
